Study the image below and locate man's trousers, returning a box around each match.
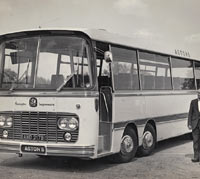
[192,125,200,160]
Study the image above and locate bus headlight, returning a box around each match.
[6,117,13,127]
[0,115,13,128]
[68,117,78,130]
[0,116,6,127]
[58,118,68,129]
[57,117,78,131]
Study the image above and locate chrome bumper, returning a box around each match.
[0,141,95,158]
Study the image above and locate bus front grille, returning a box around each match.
[0,111,79,143]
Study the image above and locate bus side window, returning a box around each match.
[111,46,139,91]
[171,57,195,90]
[155,76,164,89]
[139,52,172,90]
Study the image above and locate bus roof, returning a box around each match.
[0,28,199,60]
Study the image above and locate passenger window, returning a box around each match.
[171,58,195,90]
[112,46,139,90]
[139,51,172,90]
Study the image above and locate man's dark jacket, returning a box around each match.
[188,99,200,130]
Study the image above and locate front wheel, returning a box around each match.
[109,126,138,163]
[138,123,156,156]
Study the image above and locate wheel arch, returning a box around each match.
[124,122,139,146]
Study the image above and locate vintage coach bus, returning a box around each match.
[0,28,198,163]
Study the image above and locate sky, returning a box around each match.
[0,0,200,58]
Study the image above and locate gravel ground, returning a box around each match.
[0,134,199,179]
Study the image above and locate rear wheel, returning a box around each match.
[109,126,138,163]
[138,123,156,156]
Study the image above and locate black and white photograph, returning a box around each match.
[0,0,200,178]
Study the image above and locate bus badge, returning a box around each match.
[29,97,37,107]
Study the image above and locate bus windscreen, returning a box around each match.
[0,36,92,90]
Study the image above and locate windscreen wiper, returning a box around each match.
[56,71,76,92]
[9,59,30,92]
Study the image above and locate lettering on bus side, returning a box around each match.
[175,49,190,58]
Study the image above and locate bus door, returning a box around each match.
[96,43,113,154]
[99,84,112,153]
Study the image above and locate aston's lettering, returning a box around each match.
[15,102,26,106]
[24,146,45,153]
[175,49,190,57]
[39,103,55,106]
[15,102,55,107]
[21,145,46,153]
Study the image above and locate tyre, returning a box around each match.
[138,123,156,156]
[109,126,138,163]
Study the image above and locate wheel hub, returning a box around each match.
[121,135,134,154]
[142,131,153,149]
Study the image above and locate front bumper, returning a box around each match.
[0,141,95,158]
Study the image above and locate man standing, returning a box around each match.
[188,90,200,162]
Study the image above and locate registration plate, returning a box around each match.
[21,145,46,154]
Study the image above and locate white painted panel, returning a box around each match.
[145,94,195,117]
[114,95,146,123]
[157,119,190,141]
[112,94,146,152]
